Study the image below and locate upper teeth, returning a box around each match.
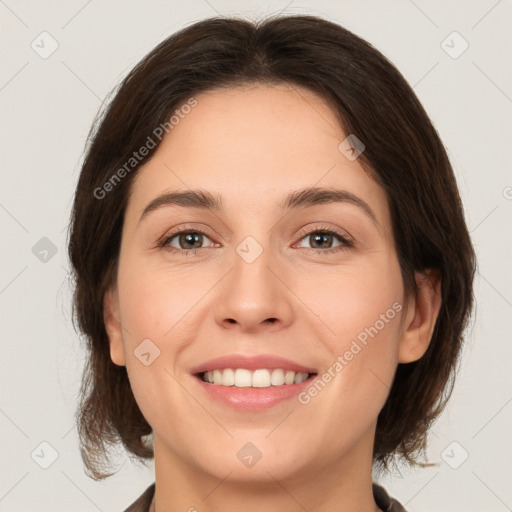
[202,368,310,387]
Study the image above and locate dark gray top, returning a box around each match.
[124,482,407,511]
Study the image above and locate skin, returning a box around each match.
[104,84,441,512]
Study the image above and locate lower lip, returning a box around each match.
[193,374,316,410]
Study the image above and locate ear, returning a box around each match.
[104,284,126,366]
[398,269,442,363]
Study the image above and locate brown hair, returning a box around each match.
[68,14,476,479]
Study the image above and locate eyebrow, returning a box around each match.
[138,187,378,227]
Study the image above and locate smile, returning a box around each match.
[200,368,314,387]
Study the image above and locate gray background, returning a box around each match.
[1,0,511,510]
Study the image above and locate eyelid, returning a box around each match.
[292,224,354,254]
[158,223,354,254]
[157,223,217,249]
[295,223,353,245]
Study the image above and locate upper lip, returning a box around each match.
[190,354,318,375]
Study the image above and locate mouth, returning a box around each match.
[195,368,317,388]
[189,354,318,410]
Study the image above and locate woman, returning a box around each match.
[68,14,476,512]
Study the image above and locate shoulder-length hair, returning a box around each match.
[68,14,476,479]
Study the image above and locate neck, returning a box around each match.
[151,428,381,512]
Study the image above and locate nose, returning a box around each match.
[213,243,294,334]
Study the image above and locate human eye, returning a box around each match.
[294,224,354,255]
[158,225,217,256]
[156,223,353,257]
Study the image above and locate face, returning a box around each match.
[104,84,429,485]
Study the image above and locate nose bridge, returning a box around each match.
[213,230,293,331]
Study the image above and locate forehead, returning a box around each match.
[126,84,391,231]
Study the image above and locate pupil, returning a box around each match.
[312,233,331,248]
[182,233,201,249]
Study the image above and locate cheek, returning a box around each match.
[115,260,203,434]
[117,258,211,342]
[115,258,216,416]
[296,257,404,352]
[297,257,404,409]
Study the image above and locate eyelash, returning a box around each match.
[158,225,354,256]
